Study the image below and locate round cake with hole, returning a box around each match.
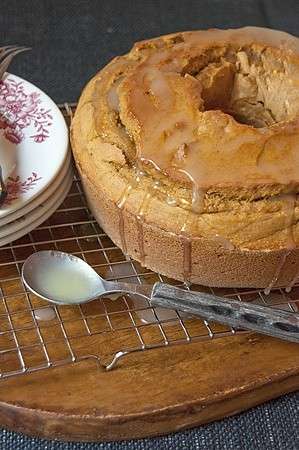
[71,26,299,290]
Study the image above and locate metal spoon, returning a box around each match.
[22,250,299,343]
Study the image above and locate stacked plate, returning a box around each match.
[0,73,72,247]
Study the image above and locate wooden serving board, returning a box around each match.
[0,333,298,441]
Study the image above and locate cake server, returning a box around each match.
[22,250,299,344]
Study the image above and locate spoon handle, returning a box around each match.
[102,279,153,299]
[151,282,299,343]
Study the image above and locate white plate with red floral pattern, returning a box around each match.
[0,152,71,227]
[0,168,73,245]
[0,73,69,218]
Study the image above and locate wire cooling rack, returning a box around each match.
[0,103,298,380]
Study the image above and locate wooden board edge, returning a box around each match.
[0,368,298,442]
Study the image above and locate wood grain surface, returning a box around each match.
[0,332,298,442]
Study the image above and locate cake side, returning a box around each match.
[81,169,299,288]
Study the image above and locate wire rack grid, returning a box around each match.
[0,103,298,380]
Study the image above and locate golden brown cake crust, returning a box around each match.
[71,27,299,288]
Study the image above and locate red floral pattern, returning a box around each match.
[0,78,52,144]
[4,172,42,205]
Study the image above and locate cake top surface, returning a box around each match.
[71,27,299,252]
[93,27,299,196]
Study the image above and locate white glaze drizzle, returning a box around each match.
[264,193,297,294]
[136,180,160,264]
[116,184,133,255]
[34,307,56,321]
[285,268,299,293]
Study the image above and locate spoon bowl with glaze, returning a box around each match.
[21,250,299,343]
[21,250,151,305]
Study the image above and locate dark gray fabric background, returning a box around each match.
[0,0,299,448]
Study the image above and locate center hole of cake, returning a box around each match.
[192,46,297,128]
